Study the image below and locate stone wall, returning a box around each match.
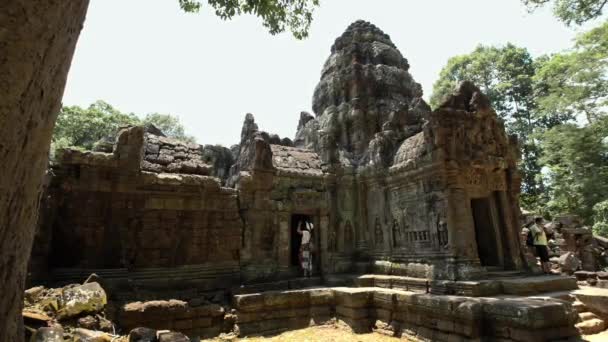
[119,300,227,338]
[232,287,579,341]
[32,126,242,297]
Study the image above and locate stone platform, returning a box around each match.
[231,286,580,342]
[325,273,578,297]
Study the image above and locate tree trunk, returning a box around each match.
[0,1,89,340]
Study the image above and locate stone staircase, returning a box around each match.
[528,289,607,336]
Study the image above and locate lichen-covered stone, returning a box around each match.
[58,282,107,319]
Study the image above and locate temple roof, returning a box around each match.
[270,145,323,176]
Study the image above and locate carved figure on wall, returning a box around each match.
[328,225,337,252]
[466,168,483,186]
[374,217,384,247]
[392,218,401,247]
[344,220,353,250]
[437,219,448,249]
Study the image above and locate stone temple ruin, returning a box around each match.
[27,21,608,341]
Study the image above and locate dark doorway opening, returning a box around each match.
[471,198,501,267]
[291,214,312,266]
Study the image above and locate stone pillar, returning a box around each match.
[115,126,145,172]
[319,214,329,275]
[446,188,478,260]
[277,212,291,271]
[355,179,370,253]
[495,190,523,270]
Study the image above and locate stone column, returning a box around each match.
[495,190,523,270]
[355,179,370,254]
[319,214,329,275]
[277,212,291,272]
[446,187,478,260]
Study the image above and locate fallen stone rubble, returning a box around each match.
[23,278,226,342]
[522,214,608,280]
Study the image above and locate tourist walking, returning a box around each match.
[297,220,314,277]
[530,217,552,274]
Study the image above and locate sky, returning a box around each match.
[62,0,594,146]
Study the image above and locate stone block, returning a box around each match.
[336,316,372,333]
[72,328,113,342]
[353,275,375,287]
[372,307,392,322]
[236,307,309,324]
[31,327,64,342]
[482,298,577,329]
[263,290,310,309]
[57,282,107,319]
[453,320,482,338]
[232,293,264,312]
[372,289,395,310]
[236,316,310,336]
[158,331,189,342]
[193,304,224,317]
[336,305,369,319]
[309,289,334,306]
[190,317,213,329]
[574,287,608,318]
[500,276,577,296]
[334,288,373,308]
[453,300,483,322]
[309,305,332,318]
[128,327,157,342]
[173,319,193,331]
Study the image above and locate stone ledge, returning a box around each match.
[232,286,580,341]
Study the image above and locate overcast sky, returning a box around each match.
[62,0,594,146]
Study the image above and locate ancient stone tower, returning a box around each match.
[297,20,430,168]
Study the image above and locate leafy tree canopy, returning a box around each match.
[540,116,608,223]
[593,200,608,237]
[178,0,320,39]
[52,100,195,157]
[534,21,608,124]
[523,0,607,25]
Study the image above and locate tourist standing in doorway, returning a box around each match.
[297,220,313,278]
[530,217,551,274]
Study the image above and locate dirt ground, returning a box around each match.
[204,324,406,342]
[202,324,608,342]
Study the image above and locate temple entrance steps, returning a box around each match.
[484,269,527,278]
[230,285,583,341]
[488,287,608,336]
[323,274,578,297]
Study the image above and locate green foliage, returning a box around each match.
[54,100,139,151]
[52,101,195,157]
[142,113,196,143]
[534,21,608,124]
[593,200,608,236]
[430,44,560,205]
[540,116,608,222]
[178,0,320,39]
[523,0,608,25]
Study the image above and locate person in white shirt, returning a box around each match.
[297,220,314,277]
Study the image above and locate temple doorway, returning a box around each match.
[471,198,501,267]
[291,214,313,266]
